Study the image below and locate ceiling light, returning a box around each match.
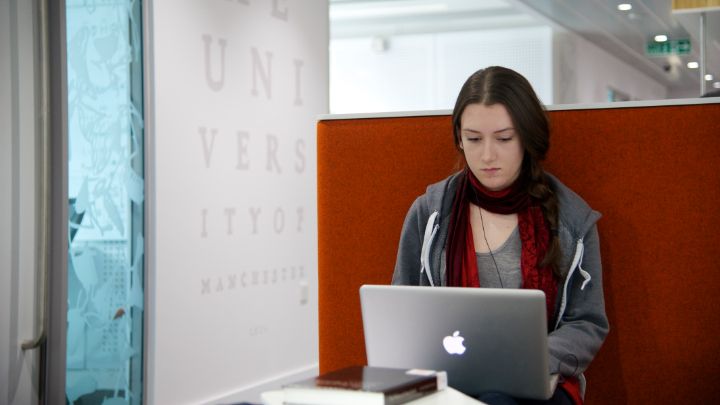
[618,4,632,11]
[687,61,699,69]
[654,35,668,42]
[714,82,720,89]
[705,74,714,81]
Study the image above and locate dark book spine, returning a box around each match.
[384,378,438,405]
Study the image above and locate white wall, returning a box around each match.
[330,26,554,113]
[148,1,328,404]
[330,25,671,112]
[0,0,41,403]
[553,32,667,103]
[668,86,701,99]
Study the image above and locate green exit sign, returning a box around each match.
[646,39,691,56]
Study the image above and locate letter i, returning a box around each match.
[201,208,208,238]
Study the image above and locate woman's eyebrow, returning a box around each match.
[462,127,514,135]
[493,127,514,134]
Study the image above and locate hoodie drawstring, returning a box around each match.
[554,238,591,330]
[420,211,439,286]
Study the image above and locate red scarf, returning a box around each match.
[446,169,558,325]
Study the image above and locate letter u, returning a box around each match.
[202,34,227,92]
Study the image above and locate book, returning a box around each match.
[282,365,447,405]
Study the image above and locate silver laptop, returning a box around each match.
[360,285,559,399]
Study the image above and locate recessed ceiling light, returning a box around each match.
[654,35,668,42]
[687,61,699,69]
[618,4,632,11]
[714,82,720,89]
[705,74,714,81]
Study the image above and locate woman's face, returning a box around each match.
[458,103,524,191]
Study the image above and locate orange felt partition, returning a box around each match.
[317,103,720,403]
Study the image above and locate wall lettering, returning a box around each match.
[155,0,324,402]
[201,206,305,237]
[251,47,273,99]
[199,126,218,168]
[293,59,304,106]
[249,206,261,235]
[199,265,307,295]
[296,207,304,232]
[266,134,282,173]
[294,139,305,173]
[200,44,303,106]
[202,34,227,92]
[197,127,305,173]
[271,0,288,21]
[201,208,208,238]
[273,208,284,233]
[224,207,237,235]
[236,131,250,170]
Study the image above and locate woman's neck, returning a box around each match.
[469,204,518,253]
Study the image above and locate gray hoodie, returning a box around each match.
[391,171,609,391]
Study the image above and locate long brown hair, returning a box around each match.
[451,66,562,276]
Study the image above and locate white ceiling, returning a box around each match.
[329,0,720,97]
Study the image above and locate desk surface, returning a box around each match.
[261,387,486,404]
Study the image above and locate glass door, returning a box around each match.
[64,0,145,403]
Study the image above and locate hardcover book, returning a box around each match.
[282,365,447,405]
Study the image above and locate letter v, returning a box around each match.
[199,127,218,168]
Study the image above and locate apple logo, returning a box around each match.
[442,331,466,355]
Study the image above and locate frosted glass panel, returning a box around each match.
[65,0,145,404]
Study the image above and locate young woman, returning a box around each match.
[391,66,608,405]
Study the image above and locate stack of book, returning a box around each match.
[281,365,447,405]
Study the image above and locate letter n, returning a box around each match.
[251,47,273,99]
